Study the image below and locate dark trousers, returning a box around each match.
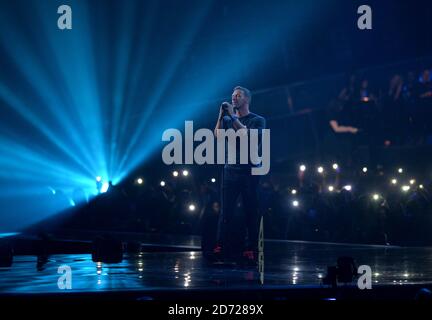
[216,167,260,254]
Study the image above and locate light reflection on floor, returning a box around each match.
[1,240,432,293]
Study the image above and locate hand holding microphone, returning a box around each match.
[220,102,235,117]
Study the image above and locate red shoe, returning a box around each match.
[213,245,222,255]
[211,245,223,263]
[242,250,257,266]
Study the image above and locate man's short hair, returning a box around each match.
[234,86,252,104]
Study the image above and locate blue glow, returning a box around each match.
[0,0,319,231]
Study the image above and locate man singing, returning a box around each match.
[213,86,266,265]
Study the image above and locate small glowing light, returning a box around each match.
[188,204,196,211]
[173,171,179,177]
[292,200,299,207]
[211,178,216,183]
[138,268,144,272]
[403,273,409,278]
[343,185,352,191]
[372,194,380,201]
[328,185,334,192]
[96,176,102,182]
[293,267,299,272]
[291,189,297,195]
[332,163,338,170]
[362,167,368,173]
[299,165,306,172]
[391,178,397,185]
[69,199,76,207]
[398,168,403,174]
[182,170,189,177]
[100,182,109,193]
[160,181,166,187]
[317,166,324,174]
[374,273,380,277]
[137,178,143,185]
[402,185,410,192]
[318,274,323,279]
[409,179,415,185]
[419,184,424,189]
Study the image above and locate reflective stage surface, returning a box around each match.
[1,240,432,294]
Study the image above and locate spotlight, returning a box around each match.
[362,167,368,173]
[409,179,416,185]
[328,185,334,192]
[398,168,403,174]
[299,165,306,172]
[137,178,143,185]
[343,185,352,191]
[372,194,380,201]
[391,178,398,185]
[292,200,299,207]
[188,204,196,212]
[211,178,216,183]
[101,182,109,193]
[96,176,102,182]
[182,170,189,177]
[317,166,324,174]
[402,185,410,192]
[160,181,166,187]
[291,189,297,195]
[173,171,179,177]
[332,163,338,170]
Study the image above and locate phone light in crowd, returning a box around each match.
[419,184,424,189]
[292,200,299,207]
[173,170,179,177]
[332,163,338,170]
[299,164,306,172]
[211,178,216,183]
[391,178,398,185]
[362,167,368,173]
[398,168,403,174]
[343,185,352,191]
[160,181,166,187]
[188,204,196,212]
[409,179,416,185]
[96,176,102,182]
[137,178,143,185]
[291,189,297,195]
[317,166,324,174]
[402,185,410,192]
[182,170,189,177]
[328,185,334,192]
[372,193,380,201]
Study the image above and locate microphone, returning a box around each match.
[221,102,230,110]
[221,102,239,111]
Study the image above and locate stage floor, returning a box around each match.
[1,239,432,295]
